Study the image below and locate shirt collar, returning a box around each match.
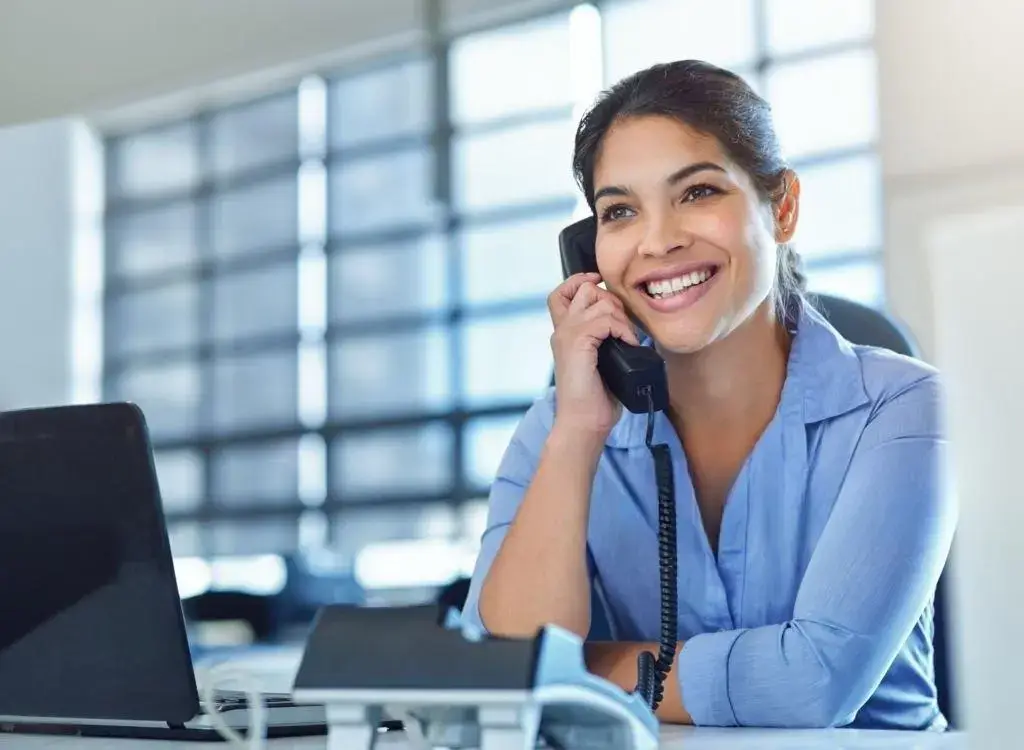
[605,296,870,448]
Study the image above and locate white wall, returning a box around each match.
[876,2,1024,741]
[0,120,76,410]
[925,204,1024,747]
[877,0,1024,359]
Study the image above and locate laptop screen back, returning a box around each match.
[0,403,198,724]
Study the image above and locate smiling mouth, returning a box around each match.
[637,265,721,299]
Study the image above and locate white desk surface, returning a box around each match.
[0,649,968,749]
[0,727,967,750]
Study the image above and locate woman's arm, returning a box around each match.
[477,422,603,639]
[684,373,955,727]
[588,373,955,728]
[463,272,636,640]
[462,400,604,641]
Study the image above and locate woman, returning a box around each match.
[460,60,956,730]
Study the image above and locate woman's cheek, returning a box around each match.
[596,237,633,288]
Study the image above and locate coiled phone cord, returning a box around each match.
[634,387,678,713]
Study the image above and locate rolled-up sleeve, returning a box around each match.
[460,393,555,636]
[678,374,957,728]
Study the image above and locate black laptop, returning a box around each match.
[0,402,326,740]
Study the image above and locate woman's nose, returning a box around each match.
[637,215,693,257]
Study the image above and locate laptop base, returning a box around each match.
[0,692,334,742]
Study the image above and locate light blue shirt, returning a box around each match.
[461,298,956,730]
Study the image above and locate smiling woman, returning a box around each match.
[576,69,804,358]
[459,59,956,732]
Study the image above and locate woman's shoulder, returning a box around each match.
[821,342,944,446]
[851,344,941,409]
[799,302,937,400]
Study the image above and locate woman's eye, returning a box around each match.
[683,184,720,202]
[600,204,635,223]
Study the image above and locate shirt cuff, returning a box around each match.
[455,582,492,639]
[677,629,744,726]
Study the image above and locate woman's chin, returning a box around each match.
[629,282,732,355]
[646,322,718,355]
[640,297,743,354]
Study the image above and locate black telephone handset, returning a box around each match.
[557,216,678,714]
[558,217,669,415]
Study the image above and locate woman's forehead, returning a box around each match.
[593,116,733,188]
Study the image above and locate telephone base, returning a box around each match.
[318,688,658,750]
[290,606,659,750]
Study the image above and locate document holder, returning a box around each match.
[290,604,658,750]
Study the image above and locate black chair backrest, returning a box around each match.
[811,293,955,728]
[811,293,917,357]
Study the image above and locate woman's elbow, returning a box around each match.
[774,665,870,728]
[792,688,858,728]
[766,621,882,728]
[753,638,875,727]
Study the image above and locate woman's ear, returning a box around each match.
[773,170,800,243]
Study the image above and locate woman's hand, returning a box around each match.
[548,272,640,440]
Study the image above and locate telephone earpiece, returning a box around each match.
[557,217,669,414]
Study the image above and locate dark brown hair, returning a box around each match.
[572,59,805,312]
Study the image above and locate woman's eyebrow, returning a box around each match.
[593,161,726,202]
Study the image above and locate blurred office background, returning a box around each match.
[0,0,1016,647]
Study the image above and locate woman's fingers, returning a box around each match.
[548,273,603,324]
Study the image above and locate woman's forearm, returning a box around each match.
[478,423,605,640]
[585,641,693,724]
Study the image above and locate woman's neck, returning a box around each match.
[662,299,792,432]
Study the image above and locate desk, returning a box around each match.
[0,649,966,749]
[0,728,968,749]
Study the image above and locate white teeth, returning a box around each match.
[644,268,715,298]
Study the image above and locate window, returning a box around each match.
[602,0,759,82]
[104,93,307,565]
[99,0,882,597]
[764,48,878,160]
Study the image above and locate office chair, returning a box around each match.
[810,293,956,729]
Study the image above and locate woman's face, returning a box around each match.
[592,114,798,354]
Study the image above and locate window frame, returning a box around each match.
[97,0,882,563]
